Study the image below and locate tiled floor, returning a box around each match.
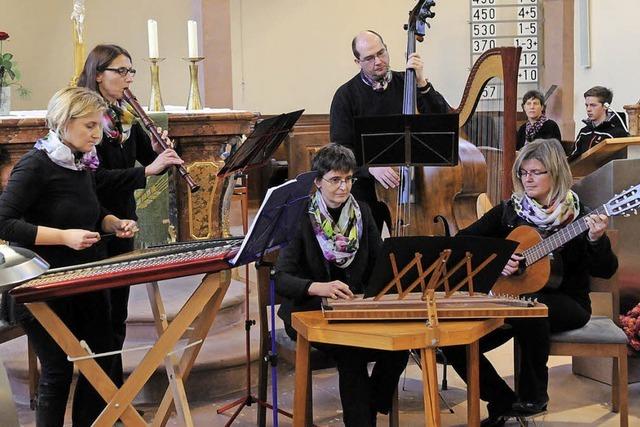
[10,202,640,426]
[13,334,640,426]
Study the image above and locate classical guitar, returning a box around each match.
[492,184,640,296]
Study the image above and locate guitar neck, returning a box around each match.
[523,205,606,265]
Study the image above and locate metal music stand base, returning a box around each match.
[216,263,294,426]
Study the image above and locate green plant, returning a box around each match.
[0,31,30,97]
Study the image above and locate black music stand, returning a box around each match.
[215,109,304,425]
[353,112,459,167]
[365,235,517,297]
[224,171,315,427]
[218,109,304,178]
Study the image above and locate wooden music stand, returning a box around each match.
[569,136,640,178]
[321,236,552,321]
[368,236,515,297]
[373,249,497,300]
[23,268,232,427]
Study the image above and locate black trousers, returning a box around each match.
[103,236,135,388]
[442,291,590,417]
[21,291,117,427]
[314,342,408,427]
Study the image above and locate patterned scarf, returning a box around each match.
[512,190,580,232]
[101,101,136,145]
[524,114,548,142]
[308,190,363,268]
[34,130,99,171]
[360,69,393,92]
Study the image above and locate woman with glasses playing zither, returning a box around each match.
[443,138,618,427]
[77,44,184,388]
[275,144,408,427]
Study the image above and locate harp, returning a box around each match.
[457,47,522,207]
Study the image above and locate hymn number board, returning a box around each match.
[469,0,542,105]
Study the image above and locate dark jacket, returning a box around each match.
[0,149,107,267]
[275,201,381,331]
[0,149,108,322]
[94,122,157,221]
[329,72,450,207]
[516,119,562,150]
[94,121,157,256]
[458,199,618,309]
[570,113,629,159]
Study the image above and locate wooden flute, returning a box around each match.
[122,88,200,193]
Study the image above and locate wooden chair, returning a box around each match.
[255,253,399,427]
[232,173,249,234]
[515,231,628,427]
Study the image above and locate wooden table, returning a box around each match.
[291,311,504,427]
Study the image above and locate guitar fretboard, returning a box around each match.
[523,206,606,266]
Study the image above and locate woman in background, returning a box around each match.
[516,90,561,150]
[78,44,183,386]
[0,87,138,426]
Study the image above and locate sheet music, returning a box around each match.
[230,172,315,265]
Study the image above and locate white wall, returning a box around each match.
[1,0,193,110]
[230,0,471,114]
[3,0,639,126]
[573,0,640,135]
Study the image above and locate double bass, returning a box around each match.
[375,0,441,237]
[377,1,521,237]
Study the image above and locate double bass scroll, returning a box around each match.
[123,88,200,193]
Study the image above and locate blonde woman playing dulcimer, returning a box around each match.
[443,138,618,427]
[0,87,138,426]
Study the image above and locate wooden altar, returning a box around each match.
[0,109,257,241]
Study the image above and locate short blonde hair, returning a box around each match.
[46,87,107,139]
[512,139,572,202]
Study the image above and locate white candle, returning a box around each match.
[147,19,159,58]
[188,20,199,58]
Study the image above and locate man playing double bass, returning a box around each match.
[330,30,450,232]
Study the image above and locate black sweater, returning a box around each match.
[0,149,106,268]
[94,122,157,221]
[458,200,618,309]
[275,201,381,329]
[329,71,450,202]
[330,71,450,152]
[516,119,562,150]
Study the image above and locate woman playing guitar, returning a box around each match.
[443,138,618,426]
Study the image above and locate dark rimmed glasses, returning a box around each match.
[517,169,548,179]
[103,67,137,77]
[323,176,358,187]
[358,48,388,64]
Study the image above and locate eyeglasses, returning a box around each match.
[323,176,358,187]
[103,67,137,77]
[358,48,387,64]
[517,169,549,179]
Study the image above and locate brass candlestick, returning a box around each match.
[147,57,165,112]
[183,57,204,110]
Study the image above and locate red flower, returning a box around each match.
[0,32,9,41]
